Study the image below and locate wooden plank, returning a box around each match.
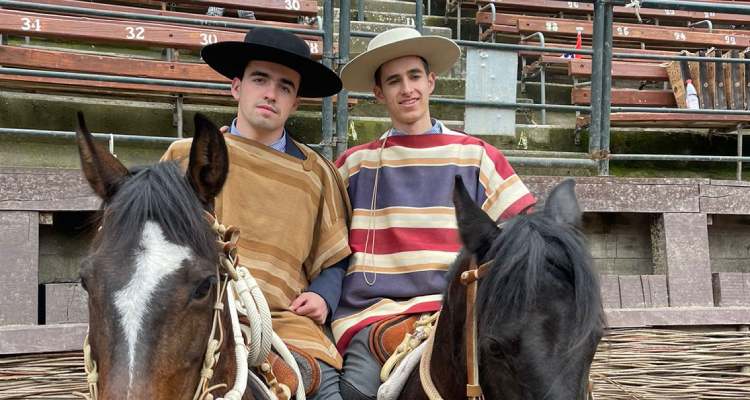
[685,52,705,108]
[18,0,317,28]
[109,0,318,17]
[605,307,750,328]
[619,275,646,308]
[715,50,728,110]
[641,275,668,308]
[572,88,675,106]
[0,73,353,106]
[0,168,100,212]
[600,275,621,309]
[511,14,750,49]
[712,272,749,307]
[607,112,750,128]
[698,50,713,109]
[0,45,227,82]
[666,61,687,109]
[0,212,39,326]
[473,0,750,25]
[43,283,88,324]
[0,323,87,354]
[661,213,714,307]
[568,59,668,81]
[730,50,744,110]
[0,10,324,57]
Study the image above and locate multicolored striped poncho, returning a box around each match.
[331,121,536,351]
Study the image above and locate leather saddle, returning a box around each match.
[368,314,420,365]
[259,343,321,398]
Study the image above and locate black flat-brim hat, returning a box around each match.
[201,27,342,98]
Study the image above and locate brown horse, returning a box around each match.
[76,112,264,399]
[399,177,605,399]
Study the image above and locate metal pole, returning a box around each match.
[321,0,335,159]
[589,0,605,158]
[336,0,351,158]
[738,124,744,181]
[520,32,546,125]
[416,0,424,34]
[175,95,184,138]
[599,2,614,176]
[0,128,327,150]
[357,0,364,22]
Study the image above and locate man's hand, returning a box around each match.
[290,292,328,325]
[219,125,229,134]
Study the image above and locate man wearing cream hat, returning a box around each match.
[331,28,536,398]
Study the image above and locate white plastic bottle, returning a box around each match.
[685,79,700,110]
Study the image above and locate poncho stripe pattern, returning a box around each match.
[332,123,536,351]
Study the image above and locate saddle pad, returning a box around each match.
[369,314,419,365]
[377,341,426,400]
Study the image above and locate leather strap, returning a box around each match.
[460,257,485,400]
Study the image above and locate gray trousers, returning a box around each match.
[311,360,343,400]
[339,326,381,400]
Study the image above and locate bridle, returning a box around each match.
[76,214,305,400]
[419,256,491,400]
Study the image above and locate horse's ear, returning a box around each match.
[453,175,499,254]
[187,113,228,209]
[544,179,582,227]
[75,111,130,201]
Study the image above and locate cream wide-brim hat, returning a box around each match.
[340,27,461,92]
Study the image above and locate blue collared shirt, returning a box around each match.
[229,118,287,153]
[389,118,442,136]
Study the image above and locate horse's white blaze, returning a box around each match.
[114,221,191,389]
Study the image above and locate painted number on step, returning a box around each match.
[126,26,145,40]
[285,0,301,10]
[615,26,630,36]
[673,31,686,41]
[724,35,737,45]
[567,2,579,9]
[663,9,676,16]
[20,17,41,32]
[200,33,218,45]
[704,12,716,18]
[306,40,320,54]
[545,21,559,32]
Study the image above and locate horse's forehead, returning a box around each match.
[112,221,193,387]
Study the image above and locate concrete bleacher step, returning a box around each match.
[318,0,416,14]
[333,20,452,55]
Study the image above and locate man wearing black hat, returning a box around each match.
[162,28,350,399]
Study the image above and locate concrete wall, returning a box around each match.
[709,214,750,274]
[584,213,655,276]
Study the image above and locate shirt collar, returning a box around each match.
[389,118,442,136]
[229,118,287,153]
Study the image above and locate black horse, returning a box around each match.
[400,177,605,399]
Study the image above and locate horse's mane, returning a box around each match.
[449,210,602,350]
[96,161,216,260]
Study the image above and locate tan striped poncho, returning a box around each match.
[162,134,350,368]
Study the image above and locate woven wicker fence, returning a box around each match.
[1,328,749,399]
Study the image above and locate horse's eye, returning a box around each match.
[192,276,216,300]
